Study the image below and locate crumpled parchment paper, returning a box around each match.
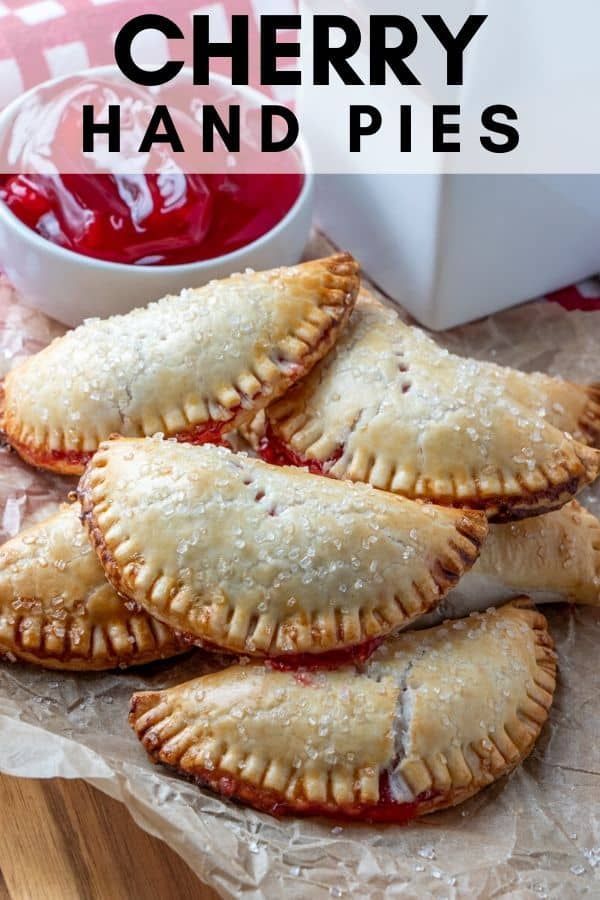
[0,236,599,899]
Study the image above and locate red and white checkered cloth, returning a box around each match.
[0,0,598,311]
[0,0,300,106]
[545,278,600,312]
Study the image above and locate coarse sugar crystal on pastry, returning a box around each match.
[414,499,600,629]
[0,254,359,475]
[262,291,600,521]
[0,503,185,670]
[501,373,600,449]
[78,437,488,658]
[129,601,556,822]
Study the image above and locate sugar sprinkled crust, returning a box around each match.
[369,601,556,805]
[0,504,184,670]
[264,292,600,522]
[129,602,556,820]
[502,375,600,449]
[1,255,359,475]
[79,437,488,656]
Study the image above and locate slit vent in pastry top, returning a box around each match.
[414,500,600,629]
[78,437,488,658]
[0,504,185,670]
[129,601,556,822]
[0,254,359,475]
[262,292,600,522]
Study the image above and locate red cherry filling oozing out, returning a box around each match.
[258,424,343,474]
[265,636,385,672]
[175,632,385,673]
[8,417,233,473]
[5,436,94,473]
[200,769,440,824]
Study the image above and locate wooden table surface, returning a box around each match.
[0,774,221,900]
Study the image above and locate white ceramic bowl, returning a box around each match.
[0,68,313,326]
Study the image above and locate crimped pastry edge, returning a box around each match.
[79,439,488,657]
[128,600,556,821]
[1,254,359,475]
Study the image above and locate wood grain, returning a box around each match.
[0,775,220,900]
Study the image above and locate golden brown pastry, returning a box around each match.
[1,255,359,475]
[262,292,600,521]
[501,375,600,448]
[129,602,556,822]
[0,504,184,670]
[79,437,487,658]
[415,500,600,628]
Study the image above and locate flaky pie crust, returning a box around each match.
[79,438,488,657]
[415,500,600,628]
[0,504,184,670]
[459,499,600,607]
[1,255,359,475]
[129,602,556,820]
[264,292,600,522]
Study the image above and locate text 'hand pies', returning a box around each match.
[129,602,556,822]
[0,504,184,670]
[415,499,600,629]
[1,255,359,475]
[262,292,600,521]
[78,437,488,658]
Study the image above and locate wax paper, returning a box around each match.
[0,236,598,899]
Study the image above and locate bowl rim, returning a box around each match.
[0,65,313,275]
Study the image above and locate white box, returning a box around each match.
[316,174,600,330]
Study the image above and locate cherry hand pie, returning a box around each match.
[79,437,487,658]
[129,602,556,822]
[0,504,184,670]
[262,292,600,521]
[1,255,359,475]
[416,500,600,629]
